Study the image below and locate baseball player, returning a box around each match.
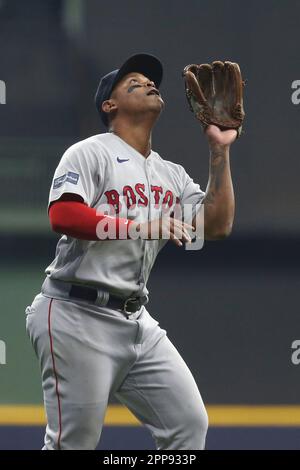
[25,53,244,450]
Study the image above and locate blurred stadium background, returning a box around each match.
[0,0,300,449]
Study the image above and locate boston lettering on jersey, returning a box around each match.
[104,183,180,213]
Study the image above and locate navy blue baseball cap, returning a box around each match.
[95,53,163,127]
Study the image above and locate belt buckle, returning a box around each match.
[123,297,140,315]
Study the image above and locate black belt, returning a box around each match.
[69,284,143,314]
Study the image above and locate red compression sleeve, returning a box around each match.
[49,201,133,240]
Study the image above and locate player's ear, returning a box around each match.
[102,99,118,116]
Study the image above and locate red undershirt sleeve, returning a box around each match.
[49,200,134,241]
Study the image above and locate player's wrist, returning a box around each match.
[208,143,230,161]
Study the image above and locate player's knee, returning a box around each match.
[45,408,103,450]
[63,414,102,450]
[156,407,209,450]
[45,426,101,450]
[187,407,209,444]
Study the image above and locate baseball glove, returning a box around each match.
[183,61,245,138]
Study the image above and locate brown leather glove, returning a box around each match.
[183,61,245,138]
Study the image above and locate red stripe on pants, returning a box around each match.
[47,298,62,450]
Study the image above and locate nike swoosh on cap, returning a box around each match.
[117,157,130,163]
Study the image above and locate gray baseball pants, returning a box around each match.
[25,292,208,450]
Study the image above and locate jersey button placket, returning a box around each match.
[136,158,152,294]
[144,159,152,282]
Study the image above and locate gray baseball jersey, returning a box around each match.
[26,132,208,450]
[46,132,205,297]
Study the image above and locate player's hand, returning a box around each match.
[205,124,237,147]
[133,217,194,247]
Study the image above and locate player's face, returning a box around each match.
[108,72,164,121]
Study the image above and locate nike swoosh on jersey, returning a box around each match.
[117,157,130,163]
